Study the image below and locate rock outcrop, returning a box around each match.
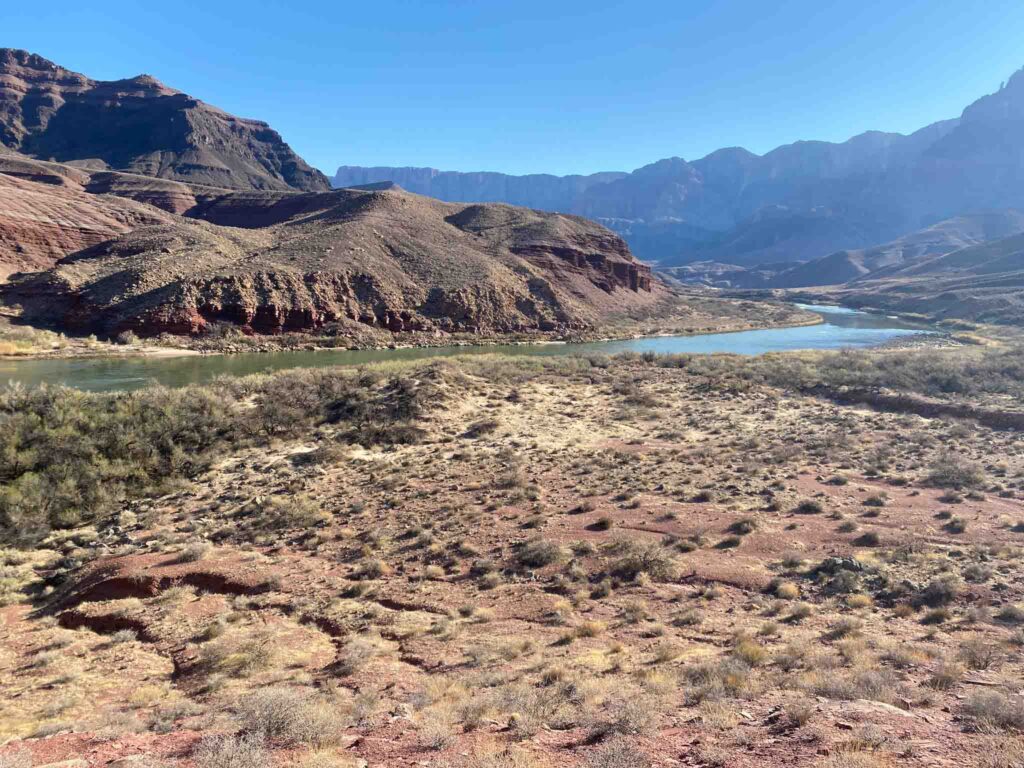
[2,185,657,338]
[0,48,329,192]
[0,170,175,279]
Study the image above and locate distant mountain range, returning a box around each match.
[334,66,1024,270]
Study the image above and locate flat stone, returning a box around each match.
[849,699,919,718]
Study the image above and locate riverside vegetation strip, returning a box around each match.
[3,343,1024,767]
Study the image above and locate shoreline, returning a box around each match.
[0,306,824,362]
[0,343,201,362]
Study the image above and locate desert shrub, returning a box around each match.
[728,517,758,535]
[927,453,986,490]
[786,699,815,727]
[516,539,564,568]
[584,737,651,768]
[960,637,1002,671]
[418,706,458,750]
[608,540,678,582]
[847,594,873,609]
[0,384,236,545]
[247,495,329,531]
[964,563,993,583]
[192,734,272,768]
[922,607,951,624]
[681,658,755,703]
[963,691,1024,732]
[794,499,824,515]
[812,668,897,702]
[200,629,276,677]
[819,751,885,768]
[732,637,768,666]
[0,366,448,547]
[236,688,345,747]
[997,605,1024,625]
[773,581,800,600]
[672,608,703,627]
[335,634,381,675]
[854,531,882,547]
[451,744,547,768]
[588,694,662,739]
[177,541,212,563]
[465,419,501,438]
[976,737,1024,768]
[346,421,426,447]
[786,602,814,622]
[915,576,961,608]
[491,683,570,739]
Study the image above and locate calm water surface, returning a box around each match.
[0,304,931,392]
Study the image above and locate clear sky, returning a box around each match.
[5,1,1024,176]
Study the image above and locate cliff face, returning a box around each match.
[0,49,329,192]
[2,185,657,338]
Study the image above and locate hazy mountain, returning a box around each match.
[664,210,1024,291]
[333,166,625,212]
[335,68,1024,266]
[808,230,1024,326]
[773,210,1024,287]
[0,49,329,192]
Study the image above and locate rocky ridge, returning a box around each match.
[0,48,329,192]
[2,184,657,338]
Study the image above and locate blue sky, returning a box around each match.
[5,1,1024,176]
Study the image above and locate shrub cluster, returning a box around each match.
[0,365,450,546]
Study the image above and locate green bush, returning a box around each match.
[0,365,451,547]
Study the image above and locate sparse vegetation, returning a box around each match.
[2,345,1023,766]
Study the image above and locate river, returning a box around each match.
[0,304,932,392]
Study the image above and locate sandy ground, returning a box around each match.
[3,353,1024,767]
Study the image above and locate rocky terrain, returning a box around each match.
[3,343,1024,767]
[0,49,329,192]
[0,170,176,280]
[1,184,659,340]
[335,65,1024,268]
